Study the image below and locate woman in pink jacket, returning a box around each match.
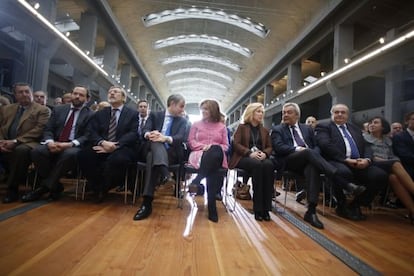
[188,99,229,222]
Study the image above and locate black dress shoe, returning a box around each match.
[133,204,152,220]
[349,205,367,220]
[335,205,360,221]
[304,211,324,229]
[344,183,366,197]
[21,186,49,202]
[215,192,223,201]
[208,212,218,223]
[295,189,306,203]
[2,192,18,204]
[48,185,65,201]
[263,211,271,221]
[254,212,263,221]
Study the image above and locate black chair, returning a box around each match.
[182,163,228,209]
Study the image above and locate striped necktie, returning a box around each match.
[108,109,118,141]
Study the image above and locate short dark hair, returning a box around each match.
[404,111,414,123]
[73,85,90,98]
[167,94,185,107]
[368,116,390,134]
[13,82,32,93]
[137,99,148,105]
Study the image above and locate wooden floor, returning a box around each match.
[0,180,413,275]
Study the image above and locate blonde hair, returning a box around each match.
[241,102,264,124]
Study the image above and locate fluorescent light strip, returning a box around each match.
[161,54,242,72]
[142,7,269,38]
[166,67,233,82]
[17,0,108,76]
[298,29,414,94]
[169,78,228,90]
[154,34,252,58]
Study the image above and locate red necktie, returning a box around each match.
[58,108,77,142]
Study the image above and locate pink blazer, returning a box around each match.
[187,120,229,169]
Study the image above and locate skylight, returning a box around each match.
[165,67,233,82]
[142,7,269,38]
[161,54,242,72]
[154,34,253,57]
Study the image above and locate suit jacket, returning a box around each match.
[42,104,92,147]
[315,121,372,162]
[392,130,414,176]
[228,123,272,169]
[87,106,139,148]
[143,110,187,148]
[0,102,49,148]
[143,110,188,162]
[271,123,318,170]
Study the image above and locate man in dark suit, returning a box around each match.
[0,82,50,203]
[393,111,414,180]
[133,94,187,220]
[78,85,139,203]
[22,86,92,201]
[315,103,388,220]
[271,102,338,229]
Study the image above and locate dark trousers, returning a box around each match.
[237,157,274,212]
[143,142,179,198]
[198,145,224,211]
[330,161,388,206]
[285,149,335,205]
[3,144,32,193]
[78,146,136,193]
[31,144,80,191]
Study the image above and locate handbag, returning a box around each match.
[233,181,251,200]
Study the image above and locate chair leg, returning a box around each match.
[124,166,129,204]
[283,176,289,213]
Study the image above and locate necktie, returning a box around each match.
[291,125,306,147]
[163,115,172,136]
[8,106,24,139]
[58,108,78,142]
[139,118,145,135]
[163,116,172,148]
[108,109,118,141]
[340,125,360,159]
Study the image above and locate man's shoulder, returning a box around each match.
[393,130,411,141]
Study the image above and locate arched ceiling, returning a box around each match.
[57,0,331,112]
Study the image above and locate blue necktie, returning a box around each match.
[340,125,360,159]
[163,115,172,136]
[163,116,172,148]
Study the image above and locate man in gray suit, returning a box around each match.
[22,86,92,201]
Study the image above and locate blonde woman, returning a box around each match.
[228,103,274,221]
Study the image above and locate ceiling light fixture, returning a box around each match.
[297,28,414,94]
[169,78,228,90]
[161,54,242,72]
[165,67,233,82]
[154,34,253,57]
[142,7,269,38]
[16,0,108,76]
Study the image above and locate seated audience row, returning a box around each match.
[1,82,413,229]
